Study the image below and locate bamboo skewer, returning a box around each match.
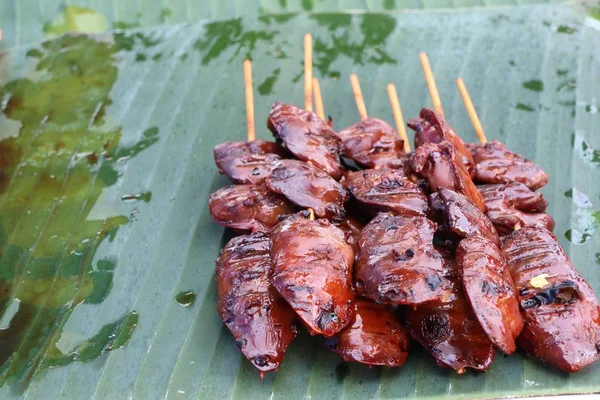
[419,52,444,117]
[304,34,313,112]
[386,83,411,153]
[456,78,488,144]
[243,59,256,141]
[312,77,325,121]
[349,73,368,121]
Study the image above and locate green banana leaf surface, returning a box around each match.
[0,1,600,399]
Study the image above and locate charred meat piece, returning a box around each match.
[271,213,355,336]
[344,168,429,217]
[429,188,500,248]
[478,183,554,235]
[408,108,475,176]
[467,141,549,190]
[208,184,293,232]
[266,160,348,220]
[337,118,405,169]
[213,140,288,184]
[268,102,344,179]
[324,299,410,367]
[355,212,452,306]
[456,237,523,354]
[216,232,298,374]
[410,141,486,211]
[334,214,365,250]
[502,228,600,372]
[404,253,495,373]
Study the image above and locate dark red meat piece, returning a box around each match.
[216,232,298,373]
[334,214,365,250]
[213,140,287,184]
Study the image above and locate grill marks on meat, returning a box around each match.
[208,184,293,232]
[213,140,288,184]
[216,232,298,373]
[344,168,429,217]
[410,141,486,211]
[502,228,600,372]
[266,160,348,220]
[337,118,405,169]
[408,108,475,176]
[404,254,495,373]
[270,214,355,336]
[324,299,410,367]
[468,141,549,190]
[268,102,344,179]
[355,212,452,306]
[478,183,554,235]
[456,237,523,354]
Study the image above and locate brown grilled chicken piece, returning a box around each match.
[408,108,475,176]
[410,141,486,212]
[404,253,495,373]
[429,188,500,248]
[267,102,344,179]
[270,213,355,336]
[216,232,298,374]
[334,214,365,249]
[467,141,549,190]
[502,228,600,372]
[324,299,410,367]
[336,118,405,169]
[208,184,293,232]
[355,212,452,306]
[456,237,523,354]
[213,140,288,184]
[266,159,348,220]
[478,183,554,235]
[344,168,429,217]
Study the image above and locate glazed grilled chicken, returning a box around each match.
[411,141,486,212]
[208,184,293,232]
[334,214,365,249]
[336,118,405,169]
[429,188,500,248]
[267,102,344,179]
[478,182,554,235]
[213,140,288,184]
[216,232,298,374]
[404,253,495,373]
[266,159,348,220]
[270,213,355,336]
[355,212,452,306]
[502,228,600,372]
[467,141,549,190]
[344,168,429,217]
[456,237,523,354]
[324,299,410,367]
[408,108,475,176]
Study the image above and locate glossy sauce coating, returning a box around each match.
[478,183,554,235]
[468,141,549,190]
[267,102,344,179]
[404,254,495,373]
[502,228,600,372]
[270,213,355,336]
[456,237,523,354]
[213,140,288,184]
[355,212,452,306]
[431,188,500,248]
[337,118,405,169]
[344,168,429,217]
[208,184,293,232]
[216,232,298,373]
[410,141,486,211]
[324,299,410,367]
[266,159,348,220]
[408,108,475,176]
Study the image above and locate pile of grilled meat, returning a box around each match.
[209,103,600,375]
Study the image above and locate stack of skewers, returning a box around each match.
[208,34,600,376]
